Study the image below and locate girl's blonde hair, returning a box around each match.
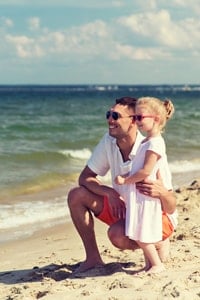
[136,97,174,131]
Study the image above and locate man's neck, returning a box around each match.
[117,132,137,162]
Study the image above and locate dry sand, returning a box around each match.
[0,179,199,300]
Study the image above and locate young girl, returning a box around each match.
[115,96,176,274]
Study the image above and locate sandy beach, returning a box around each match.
[0,179,199,300]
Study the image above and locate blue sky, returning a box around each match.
[0,0,199,85]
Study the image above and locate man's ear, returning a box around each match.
[131,117,136,124]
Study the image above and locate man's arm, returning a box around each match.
[136,170,176,214]
[79,166,126,218]
[79,165,114,197]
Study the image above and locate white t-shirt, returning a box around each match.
[87,132,178,232]
[87,131,144,200]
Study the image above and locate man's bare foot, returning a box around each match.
[156,238,170,262]
[74,259,104,273]
[146,263,165,274]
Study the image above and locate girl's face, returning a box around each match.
[135,106,157,133]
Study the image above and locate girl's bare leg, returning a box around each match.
[137,241,165,274]
[156,238,170,262]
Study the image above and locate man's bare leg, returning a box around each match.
[67,186,104,272]
[68,188,171,272]
[108,219,139,251]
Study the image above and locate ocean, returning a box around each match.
[0,84,200,243]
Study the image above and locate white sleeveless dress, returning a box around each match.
[125,136,172,243]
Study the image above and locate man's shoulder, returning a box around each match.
[101,132,116,144]
[92,132,116,153]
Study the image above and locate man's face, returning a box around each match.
[106,104,136,139]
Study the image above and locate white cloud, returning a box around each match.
[6,35,44,58]
[0,0,199,84]
[111,1,124,7]
[163,0,200,14]
[3,10,200,63]
[114,44,171,60]
[56,20,109,55]
[3,20,110,59]
[118,10,200,50]
[0,17,13,28]
[5,18,13,27]
[28,17,40,31]
[0,0,132,8]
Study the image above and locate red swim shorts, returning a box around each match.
[96,196,174,240]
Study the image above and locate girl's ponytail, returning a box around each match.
[164,100,174,120]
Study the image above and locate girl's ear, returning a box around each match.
[154,115,160,122]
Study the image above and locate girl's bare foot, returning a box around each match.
[146,263,165,274]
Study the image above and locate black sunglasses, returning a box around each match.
[106,111,135,121]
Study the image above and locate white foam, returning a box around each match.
[0,197,69,231]
[169,159,200,174]
[59,148,91,160]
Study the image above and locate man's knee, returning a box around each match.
[108,220,139,251]
[107,221,126,249]
[67,186,86,208]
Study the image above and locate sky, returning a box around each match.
[0,0,200,85]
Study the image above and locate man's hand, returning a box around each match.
[136,170,164,198]
[107,189,126,219]
[136,170,176,214]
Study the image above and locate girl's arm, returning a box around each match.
[115,150,160,185]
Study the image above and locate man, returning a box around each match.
[67,97,177,273]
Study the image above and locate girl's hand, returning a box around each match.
[115,175,125,185]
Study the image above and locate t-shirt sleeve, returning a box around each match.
[147,137,166,157]
[148,137,172,190]
[87,133,110,176]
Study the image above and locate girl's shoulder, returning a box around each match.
[148,135,166,153]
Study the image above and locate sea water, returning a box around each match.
[0,84,199,242]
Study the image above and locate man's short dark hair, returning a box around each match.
[115,97,137,110]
